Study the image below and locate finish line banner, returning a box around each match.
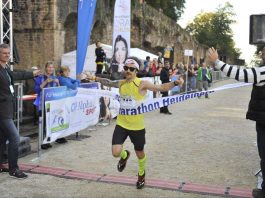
[118,82,252,115]
[78,82,252,115]
[42,82,251,143]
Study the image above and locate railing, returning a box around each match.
[14,83,23,133]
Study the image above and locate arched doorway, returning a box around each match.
[64,13,77,53]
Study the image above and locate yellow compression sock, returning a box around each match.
[138,154,147,176]
[120,150,128,159]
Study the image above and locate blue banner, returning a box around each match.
[44,86,77,101]
[79,82,99,89]
[76,0,97,76]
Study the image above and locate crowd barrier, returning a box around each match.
[14,83,23,133]
[14,73,225,157]
[37,82,117,157]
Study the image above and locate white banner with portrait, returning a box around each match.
[111,0,131,74]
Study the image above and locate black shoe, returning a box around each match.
[117,150,130,172]
[253,188,265,198]
[9,169,28,179]
[0,166,9,173]
[41,143,52,150]
[136,171,145,189]
[55,138,68,144]
[165,111,172,115]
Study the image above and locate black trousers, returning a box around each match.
[96,64,103,75]
[160,91,169,113]
[0,119,20,171]
[257,122,265,191]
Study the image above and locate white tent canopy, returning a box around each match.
[130,48,158,61]
[61,43,158,78]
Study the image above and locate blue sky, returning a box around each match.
[178,0,265,64]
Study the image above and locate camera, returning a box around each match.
[249,14,265,45]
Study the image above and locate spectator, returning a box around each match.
[0,44,41,179]
[34,61,66,149]
[188,64,196,92]
[208,46,265,198]
[143,56,150,72]
[197,62,211,99]
[160,61,172,115]
[158,52,163,64]
[156,62,163,76]
[151,58,158,76]
[95,41,106,75]
[58,66,80,90]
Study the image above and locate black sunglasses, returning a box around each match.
[123,66,136,72]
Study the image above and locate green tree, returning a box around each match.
[186,2,241,60]
[145,0,186,22]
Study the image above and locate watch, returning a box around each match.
[173,81,178,86]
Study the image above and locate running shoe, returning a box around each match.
[136,171,145,189]
[117,150,130,172]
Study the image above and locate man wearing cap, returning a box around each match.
[89,56,184,189]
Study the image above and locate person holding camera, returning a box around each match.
[207,46,265,198]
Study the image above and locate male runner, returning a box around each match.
[91,56,183,189]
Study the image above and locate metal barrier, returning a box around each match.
[211,71,223,81]
[14,83,23,133]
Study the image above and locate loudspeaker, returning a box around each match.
[249,14,265,45]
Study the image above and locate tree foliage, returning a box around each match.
[145,0,186,22]
[186,2,240,59]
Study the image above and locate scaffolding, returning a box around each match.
[0,0,13,69]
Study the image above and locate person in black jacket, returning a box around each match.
[208,46,265,198]
[0,44,41,179]
[95,41,106,75]
[159,61,172,115]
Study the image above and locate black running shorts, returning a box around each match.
[112,125,146,151]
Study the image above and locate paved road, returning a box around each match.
[0,79,258,198]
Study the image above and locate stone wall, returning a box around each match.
[14,0,56,69]
[13,0,207,71]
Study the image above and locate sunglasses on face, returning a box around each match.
[123,66,136,72]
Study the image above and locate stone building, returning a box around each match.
[13,0,207,70]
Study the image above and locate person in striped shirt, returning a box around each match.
[208,46,265,198]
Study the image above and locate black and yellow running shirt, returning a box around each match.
[117,77,146,130]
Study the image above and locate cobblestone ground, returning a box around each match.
[0,79,258,198]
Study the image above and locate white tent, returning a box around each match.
[130,48,158,61]
[61,43,112,78]
[61,43,158,78]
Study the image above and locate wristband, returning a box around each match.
[214,59,221,66]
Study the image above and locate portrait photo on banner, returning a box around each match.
[111,35,128,75]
